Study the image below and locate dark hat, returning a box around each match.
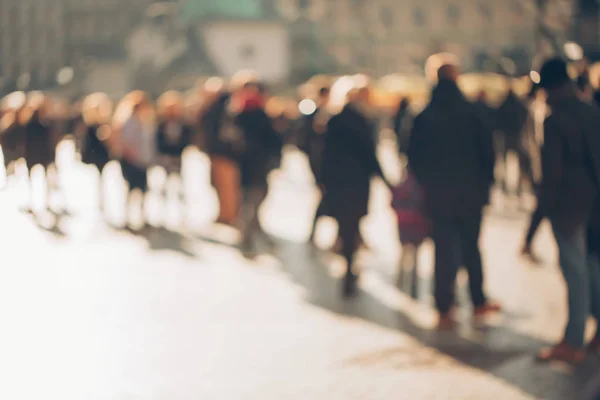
[539,57,570,90]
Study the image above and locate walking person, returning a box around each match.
[202,73,255,227]
[0,91,26,188]
[497,84,534,197]
[21,93,59,213]
[155,91,193,212]
[535,58,600,363]
[391,167,429,298]
[79,93,113,212]
[392,97,413,154]
[407,64,500,329]
[321,80,390,296]
[119,96,156,229]
[297,86,331,244]
[235,83,282,257]
[521,204,544,264]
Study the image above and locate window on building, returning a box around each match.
[447,4,460,23]
[380,6,394,28]
[413,7,426,26]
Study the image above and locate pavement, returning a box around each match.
[0,140,598,400]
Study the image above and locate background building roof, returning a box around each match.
[180,0,265,22]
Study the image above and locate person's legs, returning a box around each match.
[457,213,488,310]
[212,156,240,226]
[140,168,150,227]
[309,199,324,243]
[523,204,544,262]
[517,147,534,196]
[44,166,53,211]
[338,214,361,297]
[538,225,588,362]
[501,145,511,195]
[555,226,589,348]
[24,164,35,212]
[410,244,419,299]
[431,217,461,319]
[240,186,268,255]
[98,166,104,212]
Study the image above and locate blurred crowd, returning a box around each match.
[2,57,600,380]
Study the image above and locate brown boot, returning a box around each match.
[474,302,502,318]
[536,341,585,364]
[437,313,455,331]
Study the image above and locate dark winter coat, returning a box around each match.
[539,84,600,236]
[236,108,282,189]
[496,91,529,150]
[156,120,193,156]
[321,103,385,221]
[407,80,495,218]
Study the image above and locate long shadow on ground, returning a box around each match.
[277,241,600,400]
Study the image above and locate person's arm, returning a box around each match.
[354,117,389,186]
[538,116,563,215]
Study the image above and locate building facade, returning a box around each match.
[0,0,577,93]
[274,0,541,76]
[0,0,66,92]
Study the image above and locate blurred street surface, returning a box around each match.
[0,139,598,400]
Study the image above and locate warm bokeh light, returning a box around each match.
[529,70,541,84]
[298,99,316,115]
[564,41,584,61]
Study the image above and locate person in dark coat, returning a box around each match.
[496,85,533,195]
[521,84,546,263]
[407,64,500,329]
[534,58,600,363]
[393,97,412,154]
[297,86,331,243]
[119,97,157,229]
[321,85,390,296]
[21,93,58,212]
[0,108,23,185]
[79,93,113,211]
[201,81,243,226]
[0,91,26,187]
[235,85,282,256]
[156,91,193,208]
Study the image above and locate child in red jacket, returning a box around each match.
[391,169,429,298]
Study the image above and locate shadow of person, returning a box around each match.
[125,225,197,258]
[276,241,600,400]
[192,224,280,261]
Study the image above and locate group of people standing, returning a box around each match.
[404,58,600,364]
